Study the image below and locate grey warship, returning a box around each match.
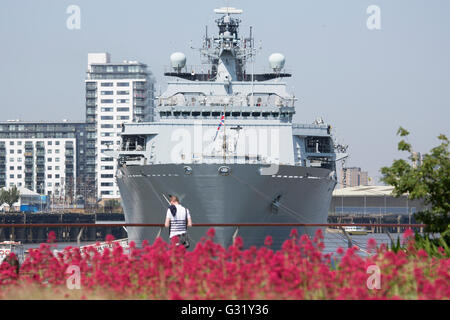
[114,7,341,248]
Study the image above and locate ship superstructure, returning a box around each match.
[113,7,342,248]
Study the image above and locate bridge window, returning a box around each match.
[122,135,146,151]
[252,112,261,117]
[192,111,201,116]
[232,112,240,117]
[306,137,332,153]
[202,112,211,116]
[242,112,250,117]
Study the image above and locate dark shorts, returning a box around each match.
[171,233,189,248]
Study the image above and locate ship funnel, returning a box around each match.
[269,53,285,72]
[170,52,186,72]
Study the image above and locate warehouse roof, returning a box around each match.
[332,185,397,197]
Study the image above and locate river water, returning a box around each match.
[22,232,403,258]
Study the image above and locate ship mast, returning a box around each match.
[222,100,227,163]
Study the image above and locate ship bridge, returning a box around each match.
[158,7,295,122]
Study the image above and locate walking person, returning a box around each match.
[165,195,192,248]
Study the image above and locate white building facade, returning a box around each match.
[85,53,155,199]
[0,137,76,198]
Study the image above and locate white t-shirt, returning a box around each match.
[166,204,191,238]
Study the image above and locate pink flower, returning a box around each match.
[206,228,215,239]
[264,236,273,247]
[403,229,414,239]
[289,228,299,238]
[47,231,56,243]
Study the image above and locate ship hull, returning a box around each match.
[116,163,336,249]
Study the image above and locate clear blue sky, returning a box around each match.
[0,0,449,183]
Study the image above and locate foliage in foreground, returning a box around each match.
[0,229,449,300]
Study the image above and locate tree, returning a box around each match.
[103,199,122,213]
[0,186,21,212]
[381,127,449,240]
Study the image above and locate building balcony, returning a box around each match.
[86,84,97,90]
[133,100,146,107]
[133,84,147,90]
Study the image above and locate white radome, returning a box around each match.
[269,53,285,71]
[170,52,186,71]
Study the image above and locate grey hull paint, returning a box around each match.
[117,163,336,248]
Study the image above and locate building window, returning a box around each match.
[101,174,114,178]
[101,91,114,95]
[101,182,114,187]
[101,166,114,170]
[17,158,22,162]
[116,99,129,103]
[10,174,14,179]
[17,166,22,170]
[47,158,52,162]
[101,107,113,112]
[101,116,114,120]
[47,174,52,178]
[9,166,14,170]
[55,149,60,154]
[47,149,52,154]
[48,141,52,145]
[101,99,114,103]
[47,166,52,170]
[117,82,129,87]
[55,166,60,170]
[9,141,14,146]
[117,107,130,112]
[47,182,52,187]
[55,158,60,162]
[101,124,114,128]
[117,91,129,95]
[101,82,113,87]
[17,174,22,179]
[55,141,60,145]
[10,149,14,154]
[17,149,22,154]
[55,174,60,178]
